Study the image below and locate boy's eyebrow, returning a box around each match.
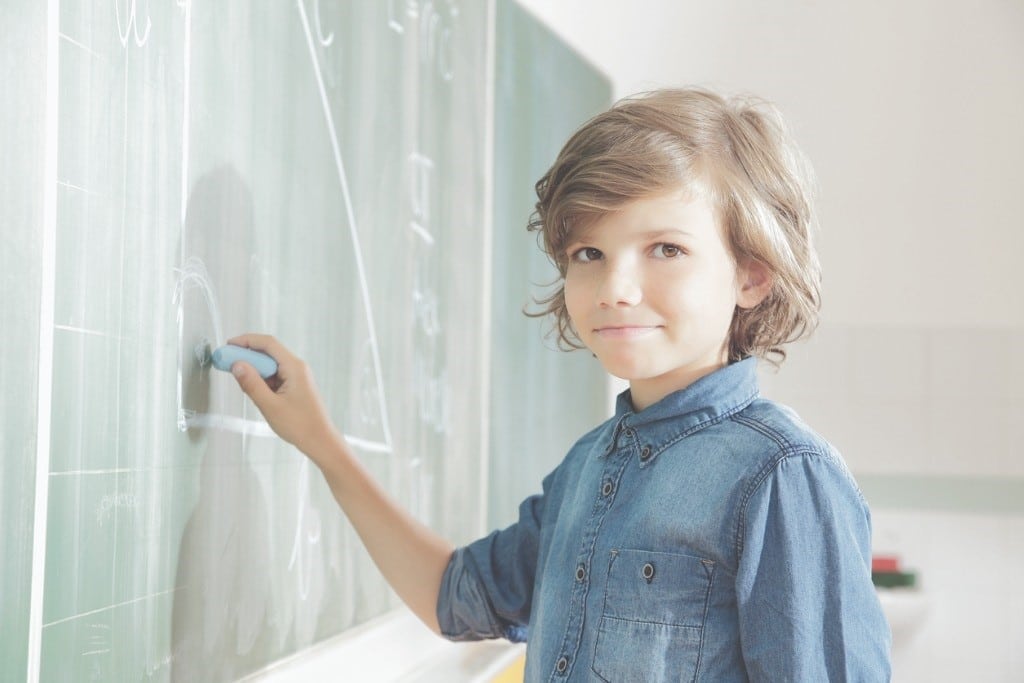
[641,229,695,240]
[565,228,695,246]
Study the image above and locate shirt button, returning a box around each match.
[601,481,613,496]
[556,656,569,673]
[639,445,652,461]
[642,562,656,582]
[575,564,586,581]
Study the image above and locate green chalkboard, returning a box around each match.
[488,0,612,529]
[2,1,610,680]
[8,1,489,679]
[1,2,47,681]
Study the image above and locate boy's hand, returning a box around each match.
[226,333,340,457]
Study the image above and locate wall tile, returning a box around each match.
[872,511,1024,682]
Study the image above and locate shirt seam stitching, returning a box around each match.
[645,389,760,460]
[732,444,836,563]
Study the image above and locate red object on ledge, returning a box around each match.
[872,555,901,573]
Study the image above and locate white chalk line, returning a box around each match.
[295,0,393,450]
[184,413,277,437]
[54,324,123,339]
[28,1,60,679]
[49,468,135,477]
[173,257,223,433]
[183,413,391,454]
[114,0,152,49]
[42,586,184,630]
[477,0,497,538]
[58,32,99,59]
[409,220,435,245]
[56,179,96,195]
[341,435,392,454]
[179,0,191,228]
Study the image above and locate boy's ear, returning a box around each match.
[737,259,773,309]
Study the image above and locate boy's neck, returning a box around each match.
[628,359,729,412]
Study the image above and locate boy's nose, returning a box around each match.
[596,267,642,308]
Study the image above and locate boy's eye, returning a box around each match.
[570,247,603,263]
[654,243,683,258]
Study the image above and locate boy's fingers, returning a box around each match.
[231,361,277,410]
[227,333,294,366]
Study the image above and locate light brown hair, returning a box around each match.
[528,87,822,366]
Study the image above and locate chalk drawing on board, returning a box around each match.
[295,0,394,452]
[114,0,152,48]
[172,255,274,436]
[171,3,396,455]
[312,0,334,47]
[172,165,283,442]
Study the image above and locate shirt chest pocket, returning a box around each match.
[592,549,715,683]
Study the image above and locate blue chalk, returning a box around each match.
[211,344,279,379]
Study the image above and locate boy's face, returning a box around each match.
[563,190,769,411]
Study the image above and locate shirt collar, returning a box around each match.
[607,357,760,456]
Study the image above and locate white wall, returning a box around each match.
[514,1,1024,680]
[516,0,1024,329]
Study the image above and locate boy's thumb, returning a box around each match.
[231,362,275,410]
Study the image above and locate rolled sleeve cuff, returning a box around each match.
[436,546,528,643]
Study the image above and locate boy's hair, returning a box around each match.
[528,87,822,366]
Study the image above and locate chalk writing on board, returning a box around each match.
[386,0,458,81]
[88,657,104,683]
[312,0,334,47]
[358,341,383,429]
[81,620,111,682]
[415,358,450,432]
[412,284,440,339]
[115,0,152,48]
[387,0,405,34]
[94,490,138,527]
[83,623,110,657]
[407,151,450,434]
[420,1,458,82]
[409,152,435,244]
[144,647,179,679]
[410,153,441,343]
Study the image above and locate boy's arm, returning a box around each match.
[735,451,892,680]
[227,333,454,634]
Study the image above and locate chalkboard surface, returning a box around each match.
[488,0,613,530]
[1,2,48,681]
[1,1,609,680]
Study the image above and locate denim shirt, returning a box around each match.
[437,358,892,681]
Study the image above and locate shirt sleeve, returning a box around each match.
[735,450,892,681]
[435,477,550,643]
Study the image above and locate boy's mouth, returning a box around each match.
[594,325,661,339]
